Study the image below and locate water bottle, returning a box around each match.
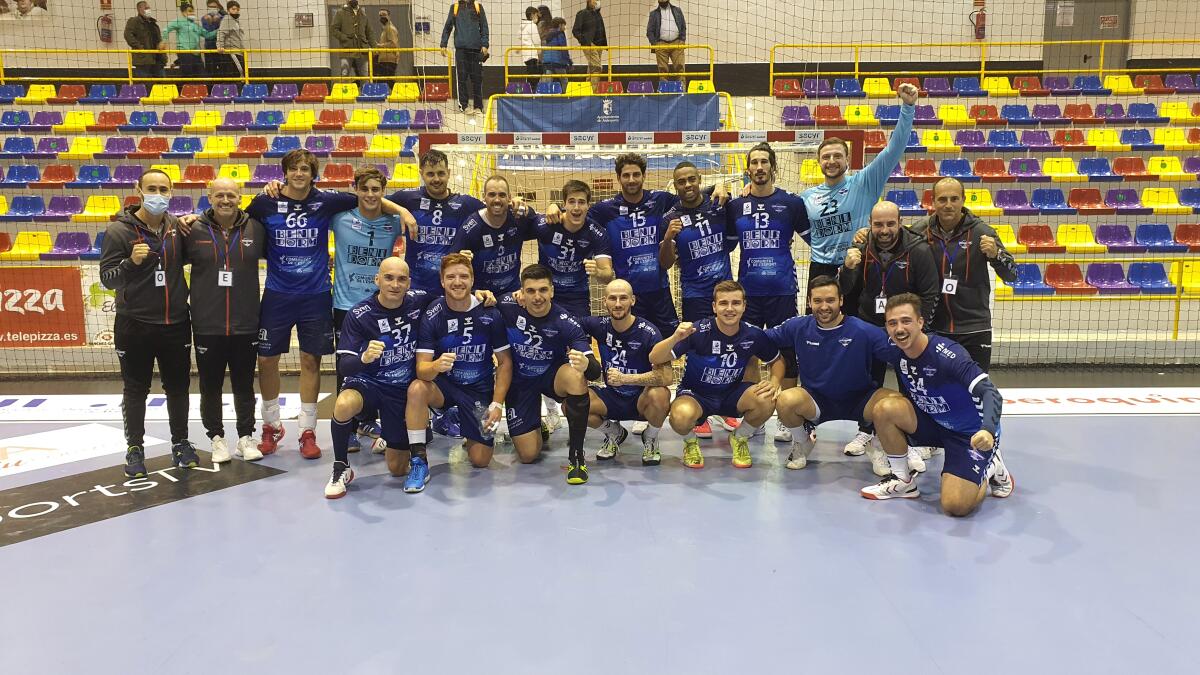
[475,401,495,441]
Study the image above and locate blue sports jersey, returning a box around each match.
[765,315,899,400]
[451,208,538,295]
[589,190,679,294]
[417,296,510,386]
[497,295,592,380]
[247,189,358,295]
[331,208,402,310]
[534,216,611,300]
[801,103,915,265]
[580,315,662,398]
[888,334,989,435]
[727,189,809,297]
[390,188,485,294]
[336,290,432,388]
[672,319,780,392]
[662,196,738,299]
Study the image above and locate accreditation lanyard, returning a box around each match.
[873,257,900,313]
[935,235,966,295]
[134,222,169,287]
[209,223,241,287]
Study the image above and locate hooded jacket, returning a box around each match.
[908,208,1019,334]
[183,209,267,336]
[440,0,489,50]
[839,224,940,327]
[100,206,189,325]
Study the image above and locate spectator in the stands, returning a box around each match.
[201,0,224,74]
[163,3,215,78]
[573,0,608,87]
[376,8,401,79]
[541,17,571,91]
[332,0,375,83]
[520,6,542,89]
[1,0,47,19]
[647,0,686,82]
[125,2,168,79]
[216,1,245,77]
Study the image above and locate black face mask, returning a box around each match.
[379,16,389,24]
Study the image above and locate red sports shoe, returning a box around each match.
[711,416,741,432]
[693,420,713,439]
[258,423,284,455]
[299,429,322,459]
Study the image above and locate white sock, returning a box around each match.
[887,454,911,478]
[299,403,317,431]
[599,420,622,437]
[545,398,561,415]
[262,398,281,426]
[734,421,760,438]
[408,429,426,446]
[787,426,808,442]
[641,425,660,442]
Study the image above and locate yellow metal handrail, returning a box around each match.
[502,44,715,87]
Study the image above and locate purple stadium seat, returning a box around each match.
[204,83,238,103]
[923,78,954,97]
[996,189,1036,215]
[96,136,136,159]
[1106,189,1153,214]
[40,232,92,260]
[424,109,443,129]
[1086,264,1137,294]
[168,196,193,217]
[104,165,143,188]
[1095,224,1145,252]
[1031,188,1075,215]
[266,83,299,102]
[506,82,533,94]
[954,130,988,150]
[802,78,834,98]
[1043,76,1079,95]
[248,164,284,188]
[1032,104,1066,124]
[304,135,335,157]
[1163,74,1200,94]
[913,104,939,126]
[1020,130,1055,149]
[627,81,654,94]
[156,110,190,132]
[38,195,84,221]
[1008,158,1047,181]
[24,111,64,133]
[112,84,148,104]
[217,110,253,131]
[31,137,69,159]
[1095,103,1127,123]
[1129,263,1175,294]
[782,105,813,126]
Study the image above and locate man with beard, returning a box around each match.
[452,175,539,296]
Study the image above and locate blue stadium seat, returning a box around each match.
[1128,263,1175,294]
[248,110,284,131]
[987,130,1024,150]
[265,136,302,158]
[1,136,36,158]
[885,190,924,216]
[658,81,684,93]
[0,110,31,131]
[1128,103,1167,124]
[2,164,39,186]
[536,81,563,95]
[79,84,117,104]
[380,109,413,129]
[1011,264,1054,295]
[0,84,26,104]
[1031,188,1075,215]
[401,134,419,158]
[0,195,46,221]
[234,84,268,103]
[1073,75,1111,95]
[1078,157,1121,181]
[1179,187,1200,211]
[904,131,925,152]
[119,110,159,132]
[1001,104,1035,125]
[952,77,985,96]
[1135,223,1188,252]
[1120,128,1160,150]
[358,83,390,102]
[78,232,105,261]
[939,158,978,182]
[163,136,203,158]
[874,104,900,126]
[833,78,865,98]
[66,165,112,189]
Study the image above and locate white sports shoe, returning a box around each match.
[543,400,563,433]
[988,447,1015,498]
[235,435,263,461]
[864,442,890,477]
[774,421,792,444]
[844,431,874,456]
[631,420,649,435]
[325,462,354,499]
[860,472,920,500]
[914,446,936,460]
[370,437,387,454]
[907,446,927,473]
[210,436,231,464]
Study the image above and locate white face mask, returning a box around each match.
[141,193,171,216]
[143,8,154,17]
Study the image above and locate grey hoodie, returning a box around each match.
[100,206,189,325]
[183,209,266,336]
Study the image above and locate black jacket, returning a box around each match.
[908,208,1019,334]
[100,206,189,325]
[839,225,940,327]
[572,7,607,46]
[183,210,267,336]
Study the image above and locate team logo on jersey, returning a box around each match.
[959,240,971,249]
[242,238,254,247]
[448,318,459,333]
[742,203,752,215]
[483,234,493,247]
[771,205,787,213]
[806,340,820,346]
[712,340,722,353]
[420,198,431,210]
[552,232,563,245]
[837,187,850,196]
[923,366,938,377]
[516,315,526,330]
[309,203,321,212]
[277,202,288,213]
[619,206,628,215]
[378,318,391,333]
[352,304,371,318]
[839,337,853,346]
[681,215,692,226]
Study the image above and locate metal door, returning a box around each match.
[1043,0,1132,76]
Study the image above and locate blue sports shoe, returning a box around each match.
[358,420,382,439]
[403,456,430,493]
[444,406,462,438]
[346,434,361,453]
[431,408,449,436]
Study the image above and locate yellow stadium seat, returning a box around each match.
[937,104,973,127]
[1147,156,1195,181]
[993,274,1013,297]
[1056,224,1105,253]
[149,164,182,184]
[566,81,593,96]
[196,136,236,159]
[218,164,251,184]
[993,224,1025,254]
[366,134,404,158]
[921,130,960,152]
[73,196,122,222]
[344,108,381,132]
[388,82,420,102]
[388,163,420,188]
[141,84,179,104]
[280,109,315,132]
[1142,187,1191,214]
[15,84,56,105]
[800,159,823,184]
[964,189,1001,216]
[1168,262,1200,294]
[54,111,96,134]
[1086,129,1129,151]
[1103,75,1141,95]
[1043,158,1085,182]
[1160,101,1200,123]
[0,195,8,217]
[184,110,222,133]
[240,194,253,210]
[60,136,104,160]
[982,76,1018,97]
[845,105,878,126]
[1153,127,1200,151]
[687,80,715,94]
[326,83,360,103]
[863,77,895,98]
[0,232,52,261]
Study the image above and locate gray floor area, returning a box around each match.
[0,413,1195,674]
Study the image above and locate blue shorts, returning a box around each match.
[744,294,798,330]
[342,377,408,450]
[677,381,754,421]
[505,371,562,437]
[808,387,876,425]
[631,288,679,337]
[554,292,591,319]
[681,296,714,323]
[258,289,334,356]
[906,408,999,486]
[434,375,495,447]
[591,385,645,422]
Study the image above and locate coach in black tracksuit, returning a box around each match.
[100,169,196,477]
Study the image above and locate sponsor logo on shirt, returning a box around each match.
[935,342,957,359]
[839,338,853,346]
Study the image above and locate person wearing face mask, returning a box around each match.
[646,0,686,82]
[332,0,375,84]
[163,3,214,78]
[100,169,197,479]
[376,8,401,79]
[125,1,168,79]
[0,0,48,20]
[216,0,245,77]
[182,178,267,464]
[200,0,224,74]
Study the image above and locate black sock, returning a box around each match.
[331,417,355,465]
[563,393,589,464]
[409,442,427,461]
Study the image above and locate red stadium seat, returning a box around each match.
[1018,224,1066,253]
[422,82,450,101]
[174,84,208,103]
[904,158,939,182]
[773,78,802,98]
[332,135,368,157]
[231,135,268,158]
[130,136,168,158]
[1176,223,1200,251]
[973,158,1015,182]
[863,130,886,151]
[920,189,933,210]
[1013,76,1049,96]
[48,84,86,104]
[30,164,75,188]
[969,104,1004,126]
[1134,74,1172,95]
[596,81,623,94]
[321,163,355,187]
[893,77,923,96]
[1046,263,1098,294]
[1190,127,1200,146]
[1064,103,1100,124]
[1069,188,1116,215]
[813,105,845,125]
[178,164,217,188]
[1113,157,1153,180]
[1053,129,1092,149]
[90,110,128,131]
[296,83,330,102]
[313,109,348,131]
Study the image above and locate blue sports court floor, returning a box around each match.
[0,387,1197,674]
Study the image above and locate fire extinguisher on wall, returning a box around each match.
[970,2,987,41]
[97,14,114,43]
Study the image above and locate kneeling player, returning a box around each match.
[581,279,672,466]
[499,265,599,484]
[404,254,513,491]
[650,281,783,469]
[862,294,1014,516]
[326,257,431,498]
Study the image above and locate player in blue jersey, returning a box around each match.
[325,257,435,498]
[389,149,486,296]
[249,149,416,460]
[498,265,601,484]
[651,280,784,469]
[452,174,539,296]
[405,253,513,487]
[581,279,672,466]
[534,179,613,317]
[861,293,1014,515]
[767,275,901,475]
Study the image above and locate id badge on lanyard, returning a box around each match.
[218,270,233,287]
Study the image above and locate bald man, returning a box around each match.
[183,177,268,463]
